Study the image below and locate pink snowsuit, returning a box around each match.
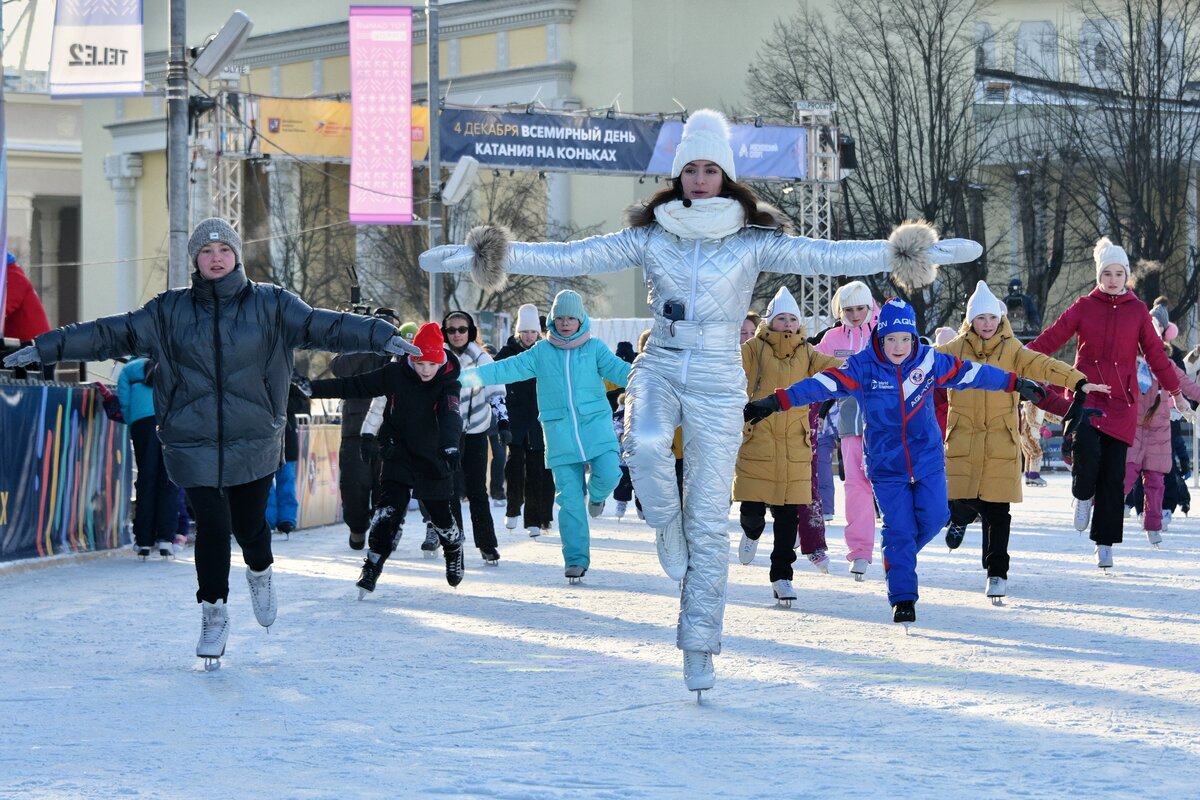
[1124,360,1200,532]
[815,303,879,563]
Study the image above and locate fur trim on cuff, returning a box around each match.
[888,220,939,291]
[465,224,511,290]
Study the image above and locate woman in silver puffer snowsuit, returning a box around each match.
[420,110,982,694]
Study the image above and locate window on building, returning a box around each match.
[975,22,996,70]
[1016,21,1059,80]
[1080,19,1121,89]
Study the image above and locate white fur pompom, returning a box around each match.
[682,108,731,141]
[465,224,510,291]
[1093,236,1114,267]
[888,220,939,291]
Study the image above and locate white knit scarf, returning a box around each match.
[653,197,745,240]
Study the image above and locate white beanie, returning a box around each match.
[765,286,801,323]
[965,280,1005,321]
[671,109,737,181]
[831,280,874,321]
[1093,236,1129,281]
[515,303,541,333]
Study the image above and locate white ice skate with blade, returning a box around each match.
[683,650,715,701]
[771,579,797,608]
[655,516,688,581]
[737,532,759,565]
[1095,544,1113,571]
[505,516,519,530]
[197,600,229,671]
[1146,529,1163,548]
[986,576,1006,606]
[246,565,277,628]
[1074,497,1093,532]
[850,558,868,582]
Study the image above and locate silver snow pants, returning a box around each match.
[624,343,745,654]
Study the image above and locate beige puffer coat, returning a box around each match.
[734,325,841,506]
[938,316,1086,503]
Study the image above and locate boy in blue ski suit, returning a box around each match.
[461,290,631,579]
[747,298,1045,623]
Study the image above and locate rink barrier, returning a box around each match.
[0,379,133,563]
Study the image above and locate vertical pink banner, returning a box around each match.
[349,6,413,224]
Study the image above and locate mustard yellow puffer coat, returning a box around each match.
[734,326,841,505]
[938,317,1086,503]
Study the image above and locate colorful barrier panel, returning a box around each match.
[297,423,343,529]
[0,381,132,562]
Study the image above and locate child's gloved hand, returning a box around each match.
[1012,377,1047,403]
[743,395,782,425]
[359,433,379,463]
[459,369,483,389]
[442,447,460,471]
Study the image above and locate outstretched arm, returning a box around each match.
[33,305,159,365]
[755,221,982,292]
[420,225,648,289]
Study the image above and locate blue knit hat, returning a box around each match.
[550,290,587,323]
[875,297,919,340]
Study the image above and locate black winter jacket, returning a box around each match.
[34,265,393,488]
[308,353,463,499]
[495,335,544,450]
[329,351,390,436]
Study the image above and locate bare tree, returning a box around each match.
[747,0,995,331]
[1008,0,1200,323]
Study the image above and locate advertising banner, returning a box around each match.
[0,382,132,562]
[257,99,429,163]
[49,0,144,98]
[348,6,413,224]
[261,98,353,159]
[297,424,342,528]
[439,109,808,179]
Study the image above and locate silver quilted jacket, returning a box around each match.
[423,222,890,654]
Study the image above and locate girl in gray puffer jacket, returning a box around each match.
[6,217,417,669]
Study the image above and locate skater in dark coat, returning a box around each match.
[496,304,555,537]
[2,217,419,667]
[307,323,467,593]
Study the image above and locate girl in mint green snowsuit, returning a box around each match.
[461,290,630,576]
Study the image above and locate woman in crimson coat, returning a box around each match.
[1028,238,1193,568]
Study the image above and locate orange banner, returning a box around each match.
[259,98,429,163]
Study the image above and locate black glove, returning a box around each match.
[743,394,783,425]
[292,375,313,397]
[1012,377,1047,403]
[442,447,460,472]
[359,433,379,463]
[497,419,512,446]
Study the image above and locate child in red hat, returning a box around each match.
[308,322,468,594]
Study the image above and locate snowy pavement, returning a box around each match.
[2,474,1198,799]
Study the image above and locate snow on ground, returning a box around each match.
[2,474,1199,799]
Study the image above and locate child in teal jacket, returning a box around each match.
[462,290,631,580]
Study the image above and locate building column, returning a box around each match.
[104,153,144,312]
[35,201,64,325]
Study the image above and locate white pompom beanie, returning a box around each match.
[515,303,541,333]
[765,286,801,323]
[831,280,874,322]
[1093,236,1129,281]
[965,280,1005,321]
[671,109,737,181]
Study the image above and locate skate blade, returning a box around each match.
[989,596,1005,606]
[901,623,912,635]
[422,550,438,559]
[774,599,794,609]
[484,560,499,567]
[202,657,221,671]
[568,577,583,585]
[357,587,370,600]
[853,573,865,582]
[695,689,705,705]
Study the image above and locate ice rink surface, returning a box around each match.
[2,474,1198,799]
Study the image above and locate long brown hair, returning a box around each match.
[627,175,781,229]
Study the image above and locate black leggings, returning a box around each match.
[453,432,497,549]
[186,475,274,604]
[505,445,555,527]
[949,498,1012,579]
[739,501,800,582]
[367,480,454,567]
[1072,423,1128,545]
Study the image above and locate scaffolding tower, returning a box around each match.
[792,101,841,330]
